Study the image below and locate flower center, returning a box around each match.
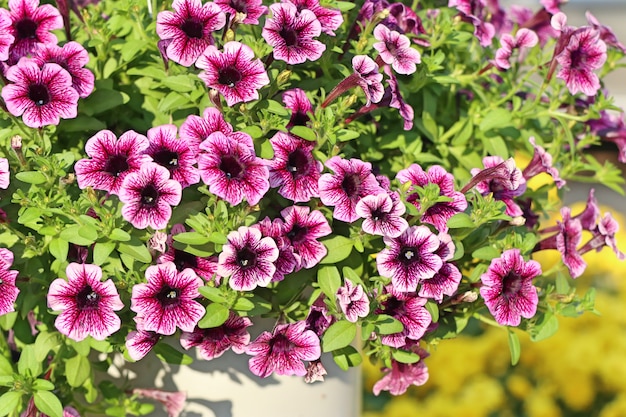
[173,249,198,271]
[153,149,180,171]
[76,285,100,310]
[218,66,242,88]
[181,19,204,39]
[569,49,585,70]
[269,333,294,353]
[220,155,244,179]
[140,184,159,207]
[279,27,298,47]
[502,271,523,299]
[341,174,361,198]
[400,247,418,264]
[385,41,398,55]
[371,208,386,221]
[104,155,129,177]
[382,297,405,316]
[28,84,50,106]
[16,18,38,40]
[230,0,248,13]
[286,149,309,176]
[291,111,310,127]
[286,224,308,244]
[157,286,181,307]
[236,247,257,269]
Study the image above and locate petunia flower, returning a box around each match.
[119,163,183,230]
[323,55,384,108]
[494,28,538,70]
[418,234,462,303]
[125,316,161,361]
[197,131,269,206]
[283,0,343,36]
[582,212,625,261]
[217,226,279,291]
[377,289,432,348]
[373,24,421,75]
[522,136,565,188]
[5,0,63,64]
[251,217,298,282]
[585,11,626,54]
[318,156,385,223]
[480,248,541,326]
[449,0,496,46]
[132,388,186,417]
[0,158,9,189]
[156,0,226,67]
[383,2,429,46]
[214,0,267,25]
[32,41,95,98]
[131,262,205,335]
[179,107,234,156]
[180,312,252,360]
[0,248,19,316]
[281,205,331,269]
[0,9,15,62]
[556,26,606,96]
[158,224,219,282]
[74,130,151,195]
[196,41,269,106]
[373,346,429,396]
[145,124,200,189]
[376,225,443,293]
[2,58,79,128]
[267,132,322,202]
[336,279,370,323]
[282,88,313,129]
[47,263,124,341]
[355,192,408,238]
[262,3,326,65]
[304,294,335,337]
[247,321,321,378]
[304,359,327,383]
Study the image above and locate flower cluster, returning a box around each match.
[0,0,624,416]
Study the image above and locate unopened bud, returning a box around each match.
[149,231,168,254]
[276,69,293,86]
[209,89,222,111]
[223,28,236,42]
[233,11,247,25]
[451,291,478,305]
[11,135,22,150]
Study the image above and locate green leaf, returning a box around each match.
[332,346,362,370]
[77,224,99,242]
[391,349,421,364]
[109,228,131,242]
[484,136,509,159]
[264,99,289,116]
[0,391,22,417]
[82,89,130,115]
[374,314,403,335]
[66,355,91,387]
[154,343,193,365]
[158,91,190,112]
[117,241,152,264]
[18,207,43,225]
[197,303,230,329]
[93,242,116,265]
[173,232,211,245]
[32,379,55,391]
[336,1,357,11]
[507,329,521,366]
[424,301,439,323]
[60,226,96,246]
[16,171,47,184]
[530,312,559,342]
[161,75,195,92]
[320,236,353,264]
[198,286,227,303]
[446,213,474,229]
[472,246,500,260]
[317,266,341,300]
[34,391,63,417]
[290,126,317,141]
[18,344,41,376]
[342,267,364,287]
[335,129,360,142]
[322,320,356,352]
[34,331,62,362]
[48,238,69,261]
[479,109,512,131]
[0,355,13,376]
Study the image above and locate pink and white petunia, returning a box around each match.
[74,130,151,195]
[32,41,95,98]
[47,263,124,341]
[284,0,343,36]
[217,226,279,291]
[145,124,200,189]
[418,234,462,303]
[355,192,408,238]
[196,41,269,106]
[283,88,313,129]
[247,320,321,377]
[0,158,10,189]
[125,316,161,361]
[158,224,219,282]
[281,205,331,269]
[0,9,15,62]
[251,217,299,282]
[322,55,384,107]
[373,24,421,75]
[119,162,183,230]
[156,0,226,67]
[373,347,429,396]
[336,279,370,323]
[377,289,432,348]
[0,248,19,316]
[179,107,234,156]
[556,26,607,96]
[494,28,538,70]
[131,262,205,335]
[132,389,186,417]
[180,312,252,360]
[215,0,267,25]
[2,58,79,128]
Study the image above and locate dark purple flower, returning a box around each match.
[0,158,9,190]
[355,192,408,238]
[336,279,370,323]
[537,206,586,278]
[283,88,313,128]
[377,289,432,348]
[267,132,322,203]
[198,131,269,206]
[47,263,124,341]
[494,28,538,70]
[74,130,151,195]
[2,58,79,128]
[397,164,468,233]
[215,0,267,25]
[218,226,279,291]
[578,212,625,261]
[0,248,19,316]
[251,217,298,282]
[119,163,182,230]
[0,9,15,62]
[281,205,331,269]
[32,41,94,98]
[156,0,226,67]
[418,234,462,303]
[180,313,252,360]
[522,136,565,188]
[262,3,325,65]
[556,27,607,96]
[586,111,626,163]
[449,0,496,46]
[373,24,421,75]
[385,67,414,130]
[319,156,385,223]
[373,347,429,395]
[247,321,321,378]
[145,124,199,189]
[480,248,541,326]
[5,0,63,64]
[159,224,219,282]
[283,0,343,36]
[304,294,334,336]
[196,41,270,106]
[377,226,443,293]
[586,11,626,54]
[131,262,205,335]
[179,107,234,156]
[322,55,384,107]
[125,316,161,361]
[383,2,429,46]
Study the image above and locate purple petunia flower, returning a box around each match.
[336,279,370,323]
[383,2,429,46]
[322,55,385,107]
[132,389,186,417]
[32,41,95,98]
[156,0,226,67]
[145,124,199,189]
[47,263,124,341]
[215,0,267,25]
[0,9,15,62]
[119,163,182,230]
[449,0,496,46]
[585,213,625,261]
[397,164,468,233]
[355,192,408,238]
[5,0,63,64]
[281,205,331,269]
[198,131,269,206]
[196,41,269,106]
[125,316,161,361]
[586,110,626,163]
[494,28,538,70]
[480,248,541,326]
[267,132,322,203]
[131,262,205,335]
[418,234,462,303]
[305,359,327,383]
[0,158,9,189]
[0,248,19,316]
[373,346,429,396]
[304,294,335,337]
[283,0,343,36]
[179,107,233,156]
[2,58,79,128]
[318,156,385,223]
[556,26,607,96]
[218,226,279,291]
[283,88,313,129]
[159,224,219,282]
[74,130,151,195]
[522,136,565,188]
[247,320,321,378]
[377,289,432,348]
[376,226,443,293]
[252,217,299,282]
[373,24,421,75]
[180,312,252,360]
[586,11,626,54]
[262,3,325,65]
